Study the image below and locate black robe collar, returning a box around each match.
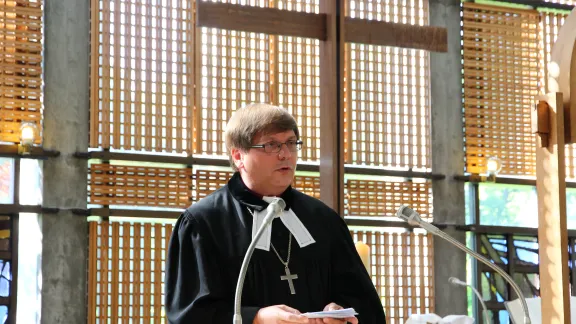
[227,172,294,212]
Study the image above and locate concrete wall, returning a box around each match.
[429,0,468,317]
[41,0,90,322]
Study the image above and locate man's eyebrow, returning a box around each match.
[261,135,297,142]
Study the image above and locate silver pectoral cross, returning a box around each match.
[280,266,298,295]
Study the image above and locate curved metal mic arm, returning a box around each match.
[449,277,490,324]
[396,205,531,324]
[234,198,286,324]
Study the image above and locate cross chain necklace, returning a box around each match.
[247,207,298,294]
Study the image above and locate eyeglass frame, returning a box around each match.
[249,140,303,153]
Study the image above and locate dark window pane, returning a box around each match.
[0,217,11,251]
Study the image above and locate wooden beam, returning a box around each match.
[536,92,571,324]
[345,17,447,52]
[0,204,44,214]
[0,144,60,159]
[196,1,326,40]
[319,0,344,215]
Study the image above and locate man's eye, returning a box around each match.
[266,142,280,149]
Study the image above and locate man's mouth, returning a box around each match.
[277,166,293,171]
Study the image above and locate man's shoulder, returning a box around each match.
[184,186,231,220]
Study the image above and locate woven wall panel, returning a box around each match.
[194,169,320,201]
[277,0,319,12]
[89,164,192,208]
[344,1,430,169]
[205,0,319,11]
[206,0,270,6]
[194,169,232,201]
[346,0,428,24]
[88,221,173,324]
[194,1,321,160]
[291,174,320,199]
[276,36,321,162]
[195,27,271,156]
[90,0,194,153]
[351,230,434,324]
[0,1,42,144]
[345,179,432,219]
[463,3,540,176]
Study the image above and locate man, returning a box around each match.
[165,103,386,324]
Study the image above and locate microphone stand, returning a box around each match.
[396,205,531,324]
[234,199,285,324]
[449,277,490,324]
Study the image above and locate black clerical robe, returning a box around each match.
[165,173,386,324]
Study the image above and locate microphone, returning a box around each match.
[449,277,490,324]
[234,198,286,324]
[396,205,531,324]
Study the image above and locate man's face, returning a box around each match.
[232,130,299,196]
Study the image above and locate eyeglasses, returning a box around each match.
[250,140,303,153]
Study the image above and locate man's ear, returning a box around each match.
[231,147,244,169]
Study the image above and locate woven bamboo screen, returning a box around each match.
[276,35,321,161]
[462,3,540,176]
[89,163,192,208]
[194,169,232,201]
[194,169,320,200]
[345,179,432,219]
[276,1,321,162]
[196,28,271,155]
[195,0,321,162]
[351,230,434,323]
[91,0,321,159]
[344,0,430,169]
[0,0,42,144]
[90,0,194,153]
[88,220,173,324]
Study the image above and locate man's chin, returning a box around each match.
[273,171,295,184]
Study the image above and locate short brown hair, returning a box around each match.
[225,103,300,170]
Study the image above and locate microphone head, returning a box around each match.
[267,198,286,215]
[396,205,421,226]
[449,277,465,286]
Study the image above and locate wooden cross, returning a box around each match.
[532,7,576,324]
[280,267,298,295]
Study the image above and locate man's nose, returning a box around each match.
[278,144,292,159]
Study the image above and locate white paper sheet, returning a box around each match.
[302,308,358,319]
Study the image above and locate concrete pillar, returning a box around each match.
[41,0,90,323]
[429,0,468,317]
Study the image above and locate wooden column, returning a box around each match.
[535,93,571,324]
[535,8,576,323]
[319,0,344,215]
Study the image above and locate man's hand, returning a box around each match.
[306,303,358,324]
[253,304,310,324]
